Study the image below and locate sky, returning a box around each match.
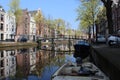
[0,0,80,29]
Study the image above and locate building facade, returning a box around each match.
[0,6,16,41]
[4,13,16,41]
[29,11,36,41]
[0,6,5,41]
[16,9,30,41]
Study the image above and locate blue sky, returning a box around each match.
[0,0,80,29]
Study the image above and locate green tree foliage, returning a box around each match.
[45,17,53,29]
[76,0,100,39]
[43,17,57,37]
[34,10,44,35]
[35,14,67,37]
[45,18,66,37]
[75,29,82,37]
[8,0,22,34]
[96,6,106,24]
[54,19,66,35]
[34,10,43,24]
[66,22,72,35]
[84,0,114,34]
[45,17,54,36]
[95,6,106,40]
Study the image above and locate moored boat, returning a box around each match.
[73,40,91,60]
[51,62,110,80]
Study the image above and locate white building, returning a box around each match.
[4,13,16,41]
[0,6,5,41]
[0,6,16,41]
[29,12,36,41]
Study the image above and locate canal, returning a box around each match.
[0,45,76,80]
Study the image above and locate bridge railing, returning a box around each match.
[37,35,88,40]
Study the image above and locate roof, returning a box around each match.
[29,10,37,16]
[0,5,5,12]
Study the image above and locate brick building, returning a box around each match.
[16,9,30,41]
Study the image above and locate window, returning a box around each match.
[6,51,8,55]
[1,14,4,21]
[6,24,8,31]
[6,34,8,39]
[1,34,4,40]
[12,25,14,31]
[0,60,4,67]
[1,69,4,76]
[6,59,8,66]
[25,18,28,22]
[1,51,4,57]
[0,23,3,30]
[12,58,14,64]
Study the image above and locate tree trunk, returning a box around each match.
[102,0,113,34]
[95,23,98,42]
[106,1,113,34]
[88,26,91,43]
[39,23,41,36]
[92,24,95,38]
[15,23,18,42]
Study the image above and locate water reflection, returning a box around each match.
[40,42,74,52]
[0,47,75,80]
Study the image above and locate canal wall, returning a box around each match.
[91,45,120,80]
[0,42,37,48]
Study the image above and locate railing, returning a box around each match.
[37,35,88,40]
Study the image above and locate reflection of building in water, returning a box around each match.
[0,50,16,79]
[16,48,30,76]
[36,50,50,64]
[16,47,37,77]
[29,47,36,72]
[57,44,69,51]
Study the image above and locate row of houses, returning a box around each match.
[0,5,89,42]
[96,2,120,36]
[0,5,54,42]
[0,6,39,42]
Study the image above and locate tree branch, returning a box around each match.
[101,0,107,6]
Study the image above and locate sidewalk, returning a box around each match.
[91,44,120,80]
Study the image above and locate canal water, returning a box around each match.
[0,46,76,80]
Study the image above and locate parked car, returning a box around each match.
[97,35,106,43]
[107,34,120,46]
[92,35,106,43]
[17,37,28,42]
